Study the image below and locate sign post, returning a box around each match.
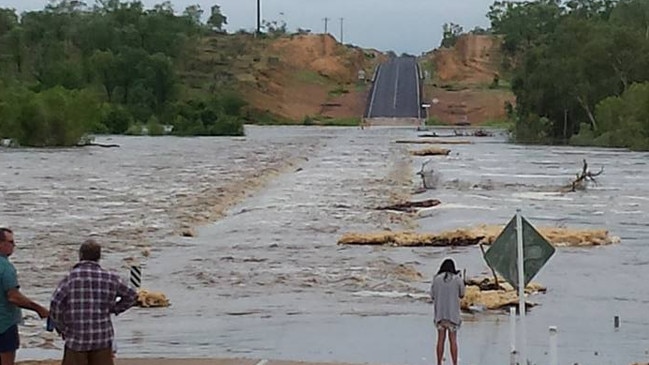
[130,265,142,289]
[485,211,556,365]
[516,210,527,364]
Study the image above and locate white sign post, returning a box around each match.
[516,209,527,365]
[485,210,556,365]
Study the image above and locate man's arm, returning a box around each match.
[50,280,71,336]
[2,265,49,318]
[113,277,137,315]
[7,289,49,318]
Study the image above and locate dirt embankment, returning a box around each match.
[238,34,384,121]
[421,34,515,125]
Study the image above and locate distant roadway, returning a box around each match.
[365,56,422,119]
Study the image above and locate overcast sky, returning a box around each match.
[3,0,496,54]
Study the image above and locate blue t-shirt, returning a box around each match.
[0,255,22,333]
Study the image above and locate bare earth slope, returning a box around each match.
[421,34,515,125]
[247,34,384,121]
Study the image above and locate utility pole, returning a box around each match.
[323,17,329,34]
[339,17,344,43]
[256,0,261,36]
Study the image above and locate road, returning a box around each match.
[365,56,422,119]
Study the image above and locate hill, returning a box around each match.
[420,34,515,125]
[181,33,385,123]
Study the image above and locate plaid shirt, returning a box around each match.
[50,261,137,351]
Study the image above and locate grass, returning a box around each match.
[481,119,514,129]
[328,85,349,97]
[294,70,330,86]
[318,117,361,126]
[303,115,361,126]
[439,83,469,92]
[425,117,449,126]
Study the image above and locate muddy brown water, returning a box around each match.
[2,126,648,365]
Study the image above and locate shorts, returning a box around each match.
[436,319,459,332]
[63,346,114,365]
[0,324,20,353]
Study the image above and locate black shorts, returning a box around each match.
[0,324,19,353]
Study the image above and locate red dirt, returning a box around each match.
[239,33,512,125]
[243,34,382,121]
[422,34,515,124]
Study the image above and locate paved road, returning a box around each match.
[365,57,422,118]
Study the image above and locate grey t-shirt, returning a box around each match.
[430,272,465,325]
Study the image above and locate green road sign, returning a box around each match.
[484,215,556,290]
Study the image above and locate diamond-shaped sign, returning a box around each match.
[484,215,556,290]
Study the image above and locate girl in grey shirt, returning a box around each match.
[430,258,465,365]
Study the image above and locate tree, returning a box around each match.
[0,8,18,37]
[441,22,463,48]
[90,50,118,101]
[183,5,203,26]
[207,5,227,31]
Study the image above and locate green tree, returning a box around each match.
[90,50,119,101]
[441,23,463,48]
[207,5,227,31]
[183,5,203,26]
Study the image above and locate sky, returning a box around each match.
[2,0,496,54]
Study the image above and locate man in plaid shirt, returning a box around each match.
[50,239,137,365]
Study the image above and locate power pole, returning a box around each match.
[323,17,329,34]
[339,17,344,43]
[256,0,261,36]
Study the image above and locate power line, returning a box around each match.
[323,17,329,34]
[256,0,261,36]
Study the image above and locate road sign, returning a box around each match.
[484,215,555,290]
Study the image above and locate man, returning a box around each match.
[50,239,137,365]
[0,228,50,365]
[430,258,465,365]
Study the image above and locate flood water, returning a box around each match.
[2,126,648,365]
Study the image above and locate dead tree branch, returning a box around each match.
[568,159,604,192]
[416,159,438,189]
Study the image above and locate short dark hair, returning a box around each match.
[79,239,101,261]
[0,228,12,243]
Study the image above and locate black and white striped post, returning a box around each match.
[129,265,142,289]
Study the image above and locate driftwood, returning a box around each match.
[395,139,472,145]
[479,243,499,289]
[566,159,603,192]
[79,142,121,148]
[416,159,438,189]
[376,199,441,213]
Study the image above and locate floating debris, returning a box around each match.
[338,231,482,247]
[376,199,441,213]
[411,147,451,156]
[461,276,545,311]
[338,225,619,247]
[395,139,472,144]
[136,289,170,308]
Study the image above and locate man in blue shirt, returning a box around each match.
[0,228,49,365]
